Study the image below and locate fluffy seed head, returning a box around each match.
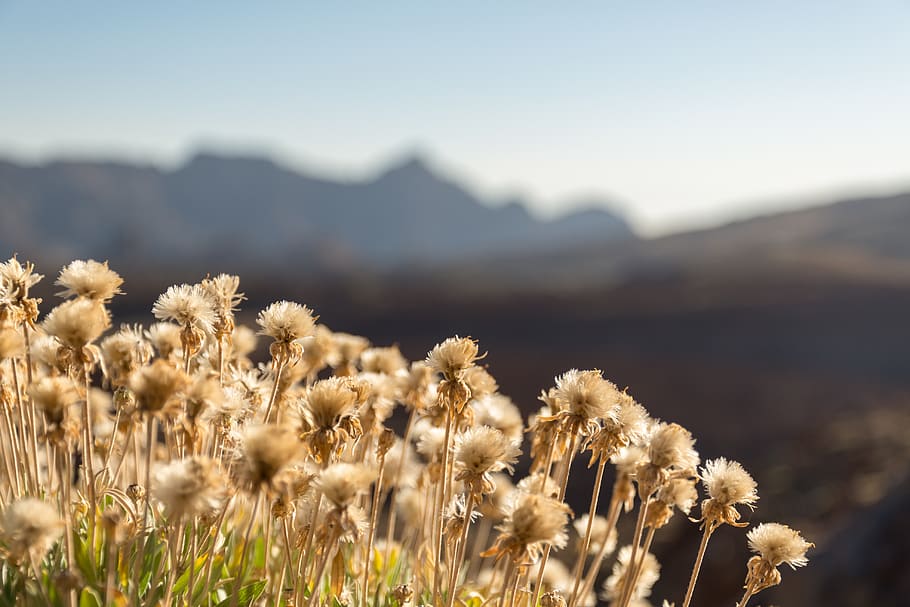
[602,545,660,602]
[55,259,123,302]
[0,257,43,300]
[241,424,301,489]
[43,298,110,348]
[316,463,376,508]
[554,369,618,422]
[29,376,78,426]
[100,324,153,385]
[499,492,571,554]
[426,336,481,381]
[0,327,25,359]
[747,522,812,569]
[154,456,226,519]
[454,425,521,477]
[0,498,64,564]
[201,274,243,316]
[131,359,187,415]
[360,345,407,375]
[152,284,217,332]
[702,457,758,507]
[146,322,182,358]
[302,377,360,430]
[647,422,699,470]
[256,300,316,343]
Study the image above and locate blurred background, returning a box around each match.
[2,3,909,605]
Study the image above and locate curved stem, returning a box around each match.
[577,491,622,603]
[735,579,757,607]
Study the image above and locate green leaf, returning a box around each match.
[214,580,266,607]
[79,587,103,607]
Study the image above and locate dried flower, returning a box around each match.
[0,498,64,564]
[201,273,243,336]
[454,426,520,495]
[0,326,25,359]
[699,458,758,529]
[483,492,571,564]
[43,298,110,350]
[573,514,617,556]
[152,284,217,333]
[55,259,123,302]
[240,424,301,490]
[426,336,480,382]
[154,456,226,519]
[361,345,408,375]
[131,359,187,416]
[743,523,812,598]
[100,324,153,386]
[602,545,660,603]
[299,376,363,463]
[257,300,316,344]
[747,522,812,570]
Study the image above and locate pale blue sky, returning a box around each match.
[1,2,908,233]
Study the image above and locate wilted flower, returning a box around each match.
[298,376,363,464]
[43,298,110,351]
[100,324,153,386]
[131,359,187,416]
[361,345,408,375]
[257,301,315,345]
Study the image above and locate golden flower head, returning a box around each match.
[426,336,481,381]
[256,300,316,344]
[454,426,520,494]
[699,457,758,529]
[131,359,187,416]
[152,283,217,332]
[100,324,153,385]
[646,422,699,471]
[201,274,244,322]
[554,369,619,424]
[0,326,25,359]
[0,498,64,564]
[55,259,123,302]
[747,522,812,569]
[240,424,301,490]
[301,376,360,430]
[29,376,78,427]
[43,298,110,349]
[154,456,226,519]
[360,345,408,375]
[472,394,525,443]
[146,322,182,359]
[486,492,571,563]
[702,457,758,508]
[464,365,499,400]
[315,462,376,509]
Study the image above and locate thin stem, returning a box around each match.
[362,453,387,607]
[568,458,607,607]
[577,491,622,603]
[445,492,476,607]
[306,529,340,607]
[432,411,456,604]
[615,494,651,607]
[382,407,417,577]
[263,358,286,423]
[681,525,715,607]
[531,433,578,607]
[735,579,757,607]
[231,496,261,607]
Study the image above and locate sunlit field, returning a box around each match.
[0,258,810,606]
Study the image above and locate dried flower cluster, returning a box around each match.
[0,258,810,607]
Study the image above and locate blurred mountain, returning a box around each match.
[0,152,634,270]
[444,190,910,290]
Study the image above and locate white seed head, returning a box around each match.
[454,426,521,477]
[0,498,64,564]
[154,456,226,519]
[747,522,812,569]
[55,259,123,302]
[152,283,217,332]
[647,422,699,470]
[426,336,480,380]
[554,369,618,421]
[256,300,316,343]
[701,457,758,508]
[43,298,110,348]
[316,463,376,508]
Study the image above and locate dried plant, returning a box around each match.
[0,257,812,607]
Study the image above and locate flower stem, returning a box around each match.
[681,525,714,607]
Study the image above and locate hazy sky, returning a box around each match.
[2,2,908,234]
